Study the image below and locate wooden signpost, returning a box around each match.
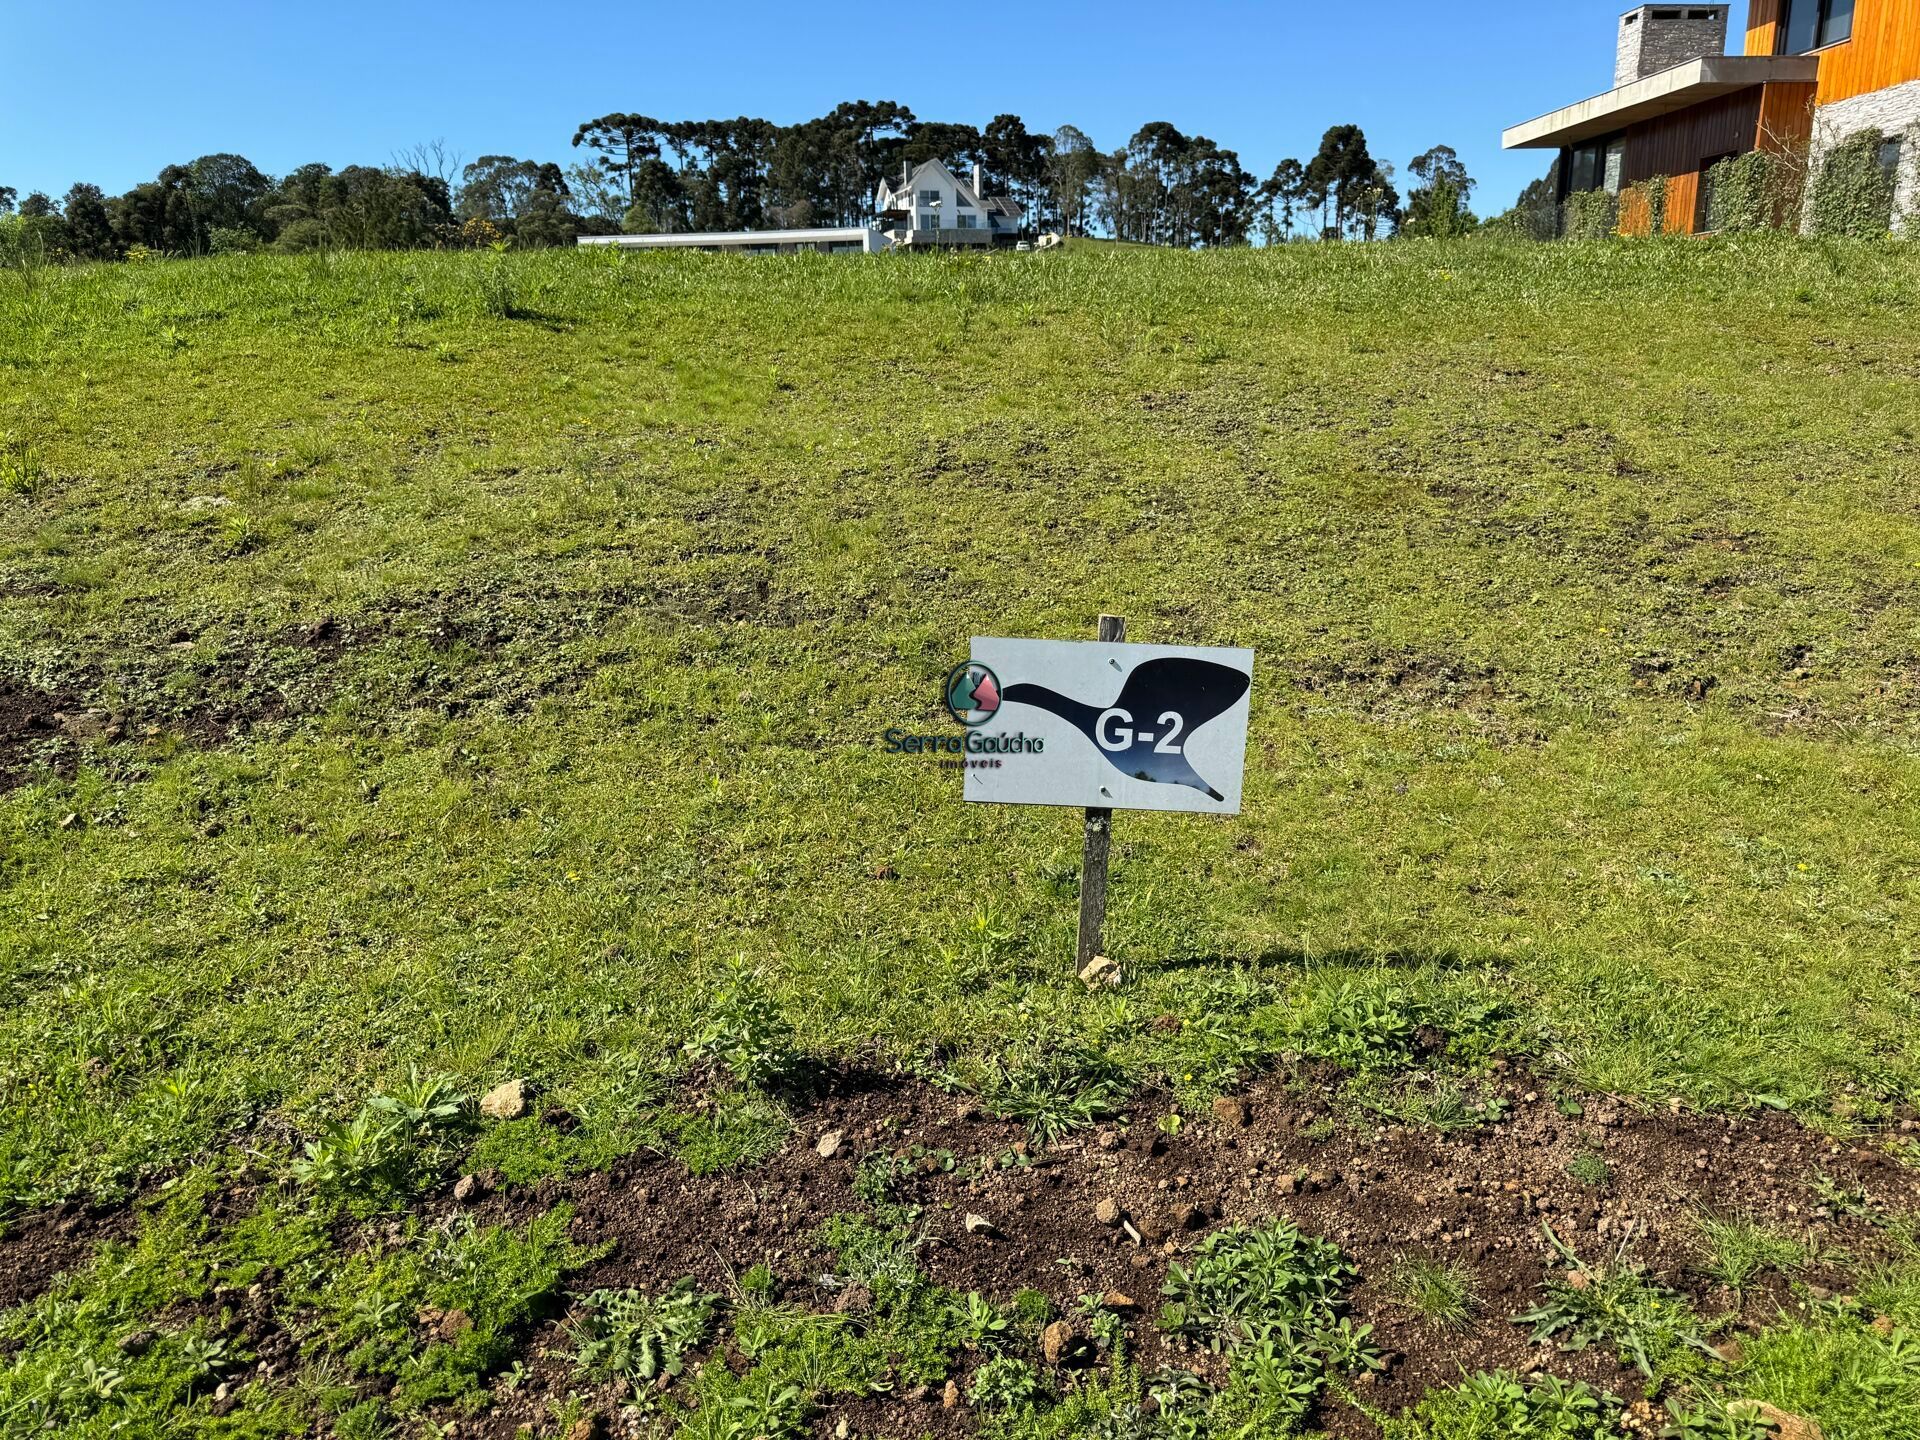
[961,617,1254,972]
[1077,614,1125,972]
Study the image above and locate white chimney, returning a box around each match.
[973,162,985,197]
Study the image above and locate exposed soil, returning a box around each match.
[400,1065,1915,1439]
[0,677,91,793]
[0,1200,134,1311]
[0,587,612,793]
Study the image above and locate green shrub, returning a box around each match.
[1707,151,1799,234]
[1562,189,1620,242]
[1809,130,1898,237]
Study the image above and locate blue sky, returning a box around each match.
[3,0,1753,216]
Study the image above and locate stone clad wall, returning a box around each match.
[1617,6,1731,87]
[1809,78,1920,231]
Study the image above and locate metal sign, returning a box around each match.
[961,635,1254,816]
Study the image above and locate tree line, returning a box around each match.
[0,102,1486,261]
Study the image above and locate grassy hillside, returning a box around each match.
[3,239,1920,1438]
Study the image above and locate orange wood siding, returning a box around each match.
[1746,0,1920,101]
[1756,80,1818,150]
[1812,0,1920,102]
[1615,83,1818,235]
[1620,174,1702,235]
[1747,0,1786,56]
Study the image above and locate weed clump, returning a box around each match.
[684,967,804,1092]
[288,1068,470,1210]
[1382,1371,1620,1439]
[1514,1224,1721,1381]
[571,1278,717,1385]
[984,1044,1129,1144]
[1387,1255,1480,1329]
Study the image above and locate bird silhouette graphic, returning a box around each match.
[1002,657,1250,801]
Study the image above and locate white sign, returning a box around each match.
[958,638,1253,814]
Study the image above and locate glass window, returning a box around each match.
[1781,0,1852,52]
[1603,138,1626,195]
[919,189,941,206]
[1569,143,1600,194]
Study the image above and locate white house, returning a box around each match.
[875,159,1024,248]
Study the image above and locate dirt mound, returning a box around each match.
[413,1067,1909,1438]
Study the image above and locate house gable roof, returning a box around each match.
[877,158,988,211]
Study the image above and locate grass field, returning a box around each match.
[3,238,1920,1438]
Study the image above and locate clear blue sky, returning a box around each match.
[2,0,1753,215]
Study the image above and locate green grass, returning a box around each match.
[4,241,1920,1205]
[1694,1212,1813,1292]
[3,235,1920,1432]
[1386,1254,1480,1329]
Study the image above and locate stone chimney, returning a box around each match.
[1615,4,1729,87]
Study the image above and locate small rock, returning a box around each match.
[564,1413,609,1440]
[1565,1270,1591,1291]
[815,1129,844,1159]
[1872,1315,1896,1337]
[964,1212,998,1237]
[1101,1290,1138,1311]
[1041,1319,1094,1367]
[118,1330,156,1357]
[1079,954,1121,987]
[1276,1173,1298,1196]
[942,1380,961,1410]
[56,709,115,741]
[1211,1096,1250,1128]
[479,1078,529,1121]
[1165,1203,1207,1233]
[1096,1129,1121,1151]
[1094,1198,1123,1227]
[1715,1339,1746,1366]
[451,1173,487,1204]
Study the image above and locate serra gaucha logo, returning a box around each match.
[881,662,1039,763]
[944,662,1002,727]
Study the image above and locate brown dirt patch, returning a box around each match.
[411,1066,1913,1439]
[0,677,91,793]
[0,1201,134,1311]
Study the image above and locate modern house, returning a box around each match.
[577,227,892,256]
[1503,2,1919,233]
[874,159,1024,248]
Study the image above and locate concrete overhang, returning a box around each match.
[1502,54,1820,149]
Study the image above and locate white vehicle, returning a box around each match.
[1014,241,1033,252]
